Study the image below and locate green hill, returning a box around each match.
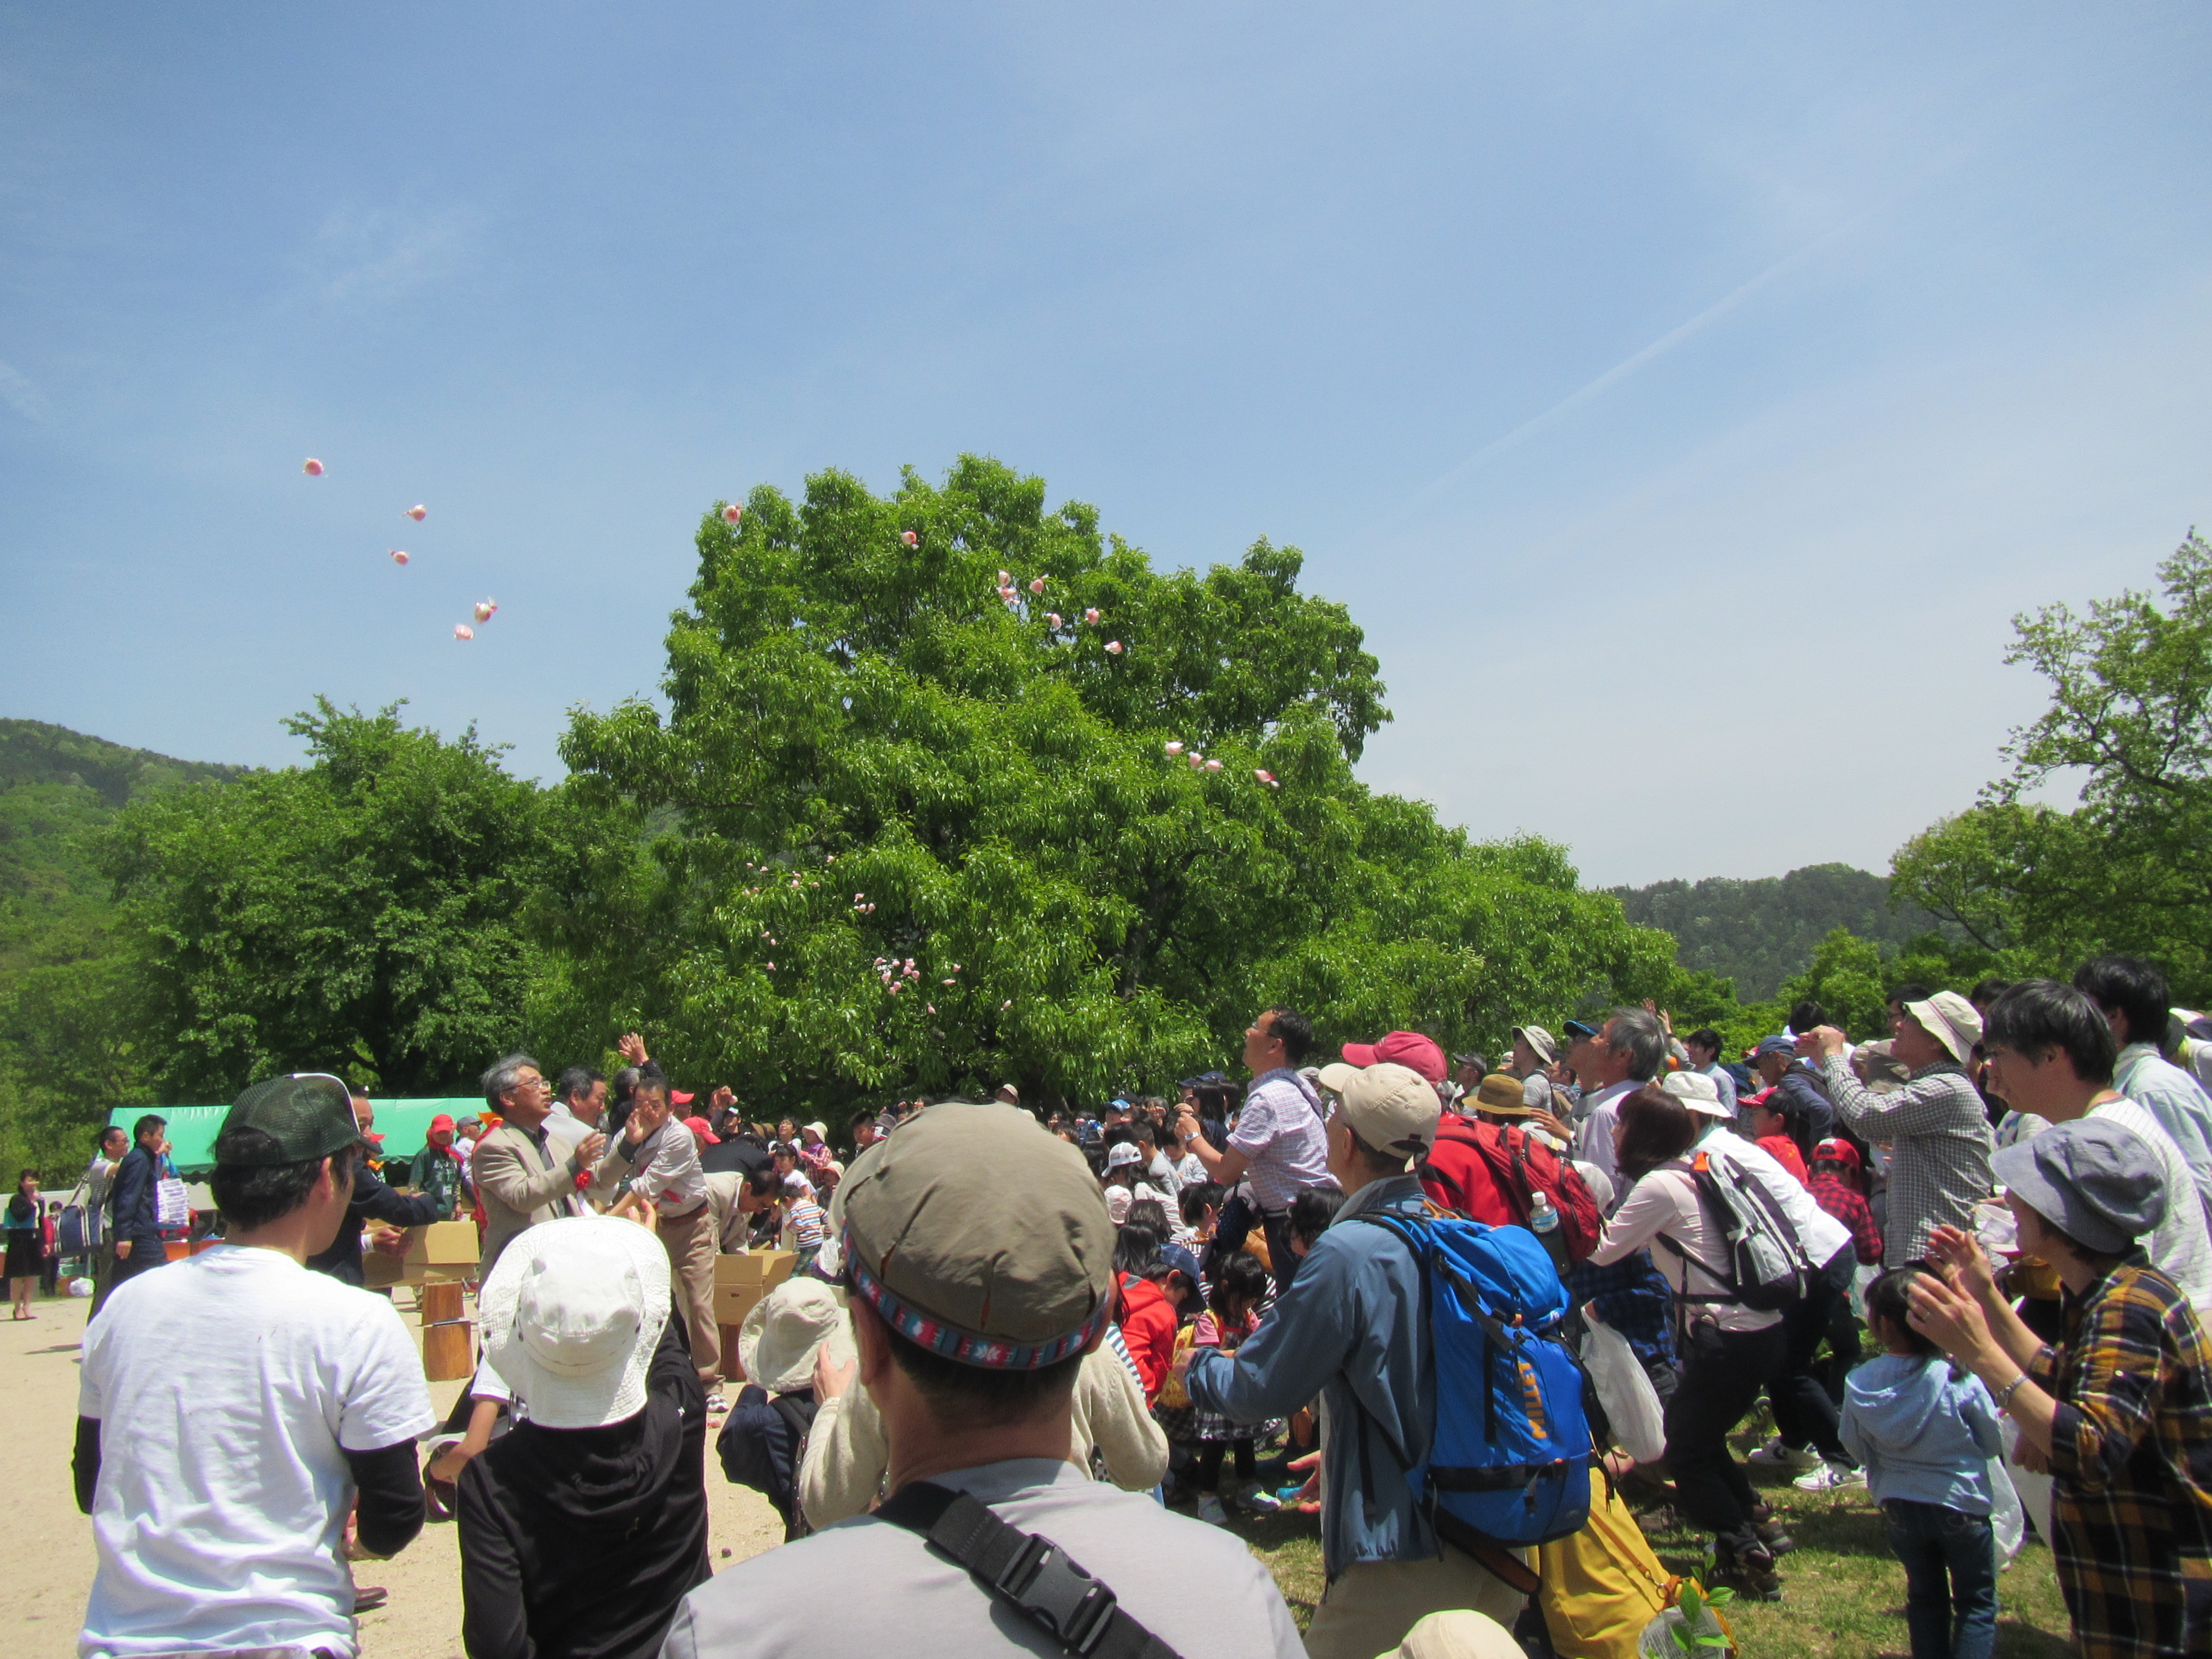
[1611,862,1951,1000]
[0,720,244,1177]
[0,719,243,959]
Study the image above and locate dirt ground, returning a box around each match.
[1,1281,785,1659]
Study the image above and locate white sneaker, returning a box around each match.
[1196,1495,1229,1526]
[1747,1436,1820,1471]
[1792,1459,1867,1492]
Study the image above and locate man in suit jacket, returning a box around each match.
[472,1053,609,1278]
[106,1114,171,1297]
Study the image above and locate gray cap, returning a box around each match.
[1992,1116,2167,1255]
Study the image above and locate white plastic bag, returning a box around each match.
[154,1176,190,1230]
[1584,1305,1667,1464]
[2003,1416,2054,1551]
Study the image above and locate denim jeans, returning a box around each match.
[1882,1499,1996,1659]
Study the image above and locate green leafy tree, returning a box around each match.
[100,701,554,1099]
[545,457,1671,1114]
[1891,532,2212,1000]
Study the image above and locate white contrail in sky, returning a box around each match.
[1385,196,1905,531]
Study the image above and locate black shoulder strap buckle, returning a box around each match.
[878,1481,1182,1659]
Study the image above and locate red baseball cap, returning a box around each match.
[682,1114,719,1145]
[670,1090,695,1107]
[429,1113,456,1134]
[1339,1030,1447,1084]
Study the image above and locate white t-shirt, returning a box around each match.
[79,1246,435,1659]
[2091,1097,2212,1314]
[1170,1151,1207,1191]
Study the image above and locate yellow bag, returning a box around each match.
[1536,1468,1681,1659]
[1156,1323,1198,1410]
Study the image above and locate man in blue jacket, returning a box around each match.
[1180,1060,1527,1659]
[106,1114,170,1297]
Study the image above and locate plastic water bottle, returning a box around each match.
[1528,1190,1569,1272]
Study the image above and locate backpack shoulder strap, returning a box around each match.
[875,1482,1183,1659]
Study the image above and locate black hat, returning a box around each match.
[215,1074,359,1167]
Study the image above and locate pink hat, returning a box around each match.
[1340,1030,1447,1084]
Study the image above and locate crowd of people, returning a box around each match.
[54,956,2212,1659]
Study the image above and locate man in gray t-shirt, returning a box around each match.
[663,1102,1301,1659]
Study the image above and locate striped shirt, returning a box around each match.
[1821,1053,1993,1265]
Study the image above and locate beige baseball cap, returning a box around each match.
[839,1099,1115,1370]
[1317,1060,1442,1157]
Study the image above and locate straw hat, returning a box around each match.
[481,1215,670,1429]
[738,1278,854,1392]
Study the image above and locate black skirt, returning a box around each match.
[4,1229,42,1279]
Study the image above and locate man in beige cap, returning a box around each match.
[1179,1061,1528,1659]
[662,1100,1301,1659]
[1802,989,1995,1266]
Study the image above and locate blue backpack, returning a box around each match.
[1358,1211,1597,1559]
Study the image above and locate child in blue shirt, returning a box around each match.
[1840,1267,2005,1659]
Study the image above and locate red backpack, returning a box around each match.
[1417,1113,1604,1265]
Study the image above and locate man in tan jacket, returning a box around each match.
[471,1053,608,1278]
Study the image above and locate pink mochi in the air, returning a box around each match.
[1104,639,1124,655]
[901,530,919,546]
[1044,613,1062,628]
[302,458,324,476]
[1187,753,1204,769]
[1028,577,1046,594]
[722,504,743,524]
[1165,742,1184,755]
[453,624,474,641]
[1255,769,1277,786]
[473,599,497,623]
[390,550,409,566]
[406,505,427,521]
[1204,758,1222,772]
[997,570,1010,585]
[1083,608,1101,624]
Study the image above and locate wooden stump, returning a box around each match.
[421,1279,474,1381]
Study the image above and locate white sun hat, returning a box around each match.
[480,1214,671,1430]
[1662,1070,1731,1118]
[738,1277,854,1392]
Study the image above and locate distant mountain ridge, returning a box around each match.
[0,719,244,952]
[1610,862,1948,1000]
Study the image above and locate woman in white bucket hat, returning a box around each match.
[457,1215,711,1659]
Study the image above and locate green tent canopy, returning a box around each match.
[106,1099,491,1175]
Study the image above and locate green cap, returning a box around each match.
[215,1074,360,1167]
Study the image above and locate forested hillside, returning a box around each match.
[0,721,243,1178]
[1611,863,1950,999]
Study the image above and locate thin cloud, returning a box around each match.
[0,360,48,421]
[307,204,478,305]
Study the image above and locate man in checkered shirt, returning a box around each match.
[1802,989,1994,1266]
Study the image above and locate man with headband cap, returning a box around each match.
[661,1100,1301,1659]
[1180,1061,1528,1659]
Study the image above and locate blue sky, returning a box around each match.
[4,4,2208,886]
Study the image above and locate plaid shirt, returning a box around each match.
[1807,1170,1882,1266]
[1822,1054,1993,1264]
[2030,1259,2212,1658]
[1568,1249,1676,1375]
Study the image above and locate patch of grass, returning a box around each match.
[1222,1460,2075,1656]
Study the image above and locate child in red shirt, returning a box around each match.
[1741,1088,1809,1184]
[1808,1138,1881,1267]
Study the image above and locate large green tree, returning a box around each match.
[1891,532,2212,1001]
[101,701,555,1098]
[545,457,1672,1115]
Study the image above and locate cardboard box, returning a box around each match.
[711,1251,797,1368]
[714,1250,796,1289]
[359,1219,481,1287]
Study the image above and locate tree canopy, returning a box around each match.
[542,456,1672,1114]
[1891,531,2212,1003]
[100,700,553,1099]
